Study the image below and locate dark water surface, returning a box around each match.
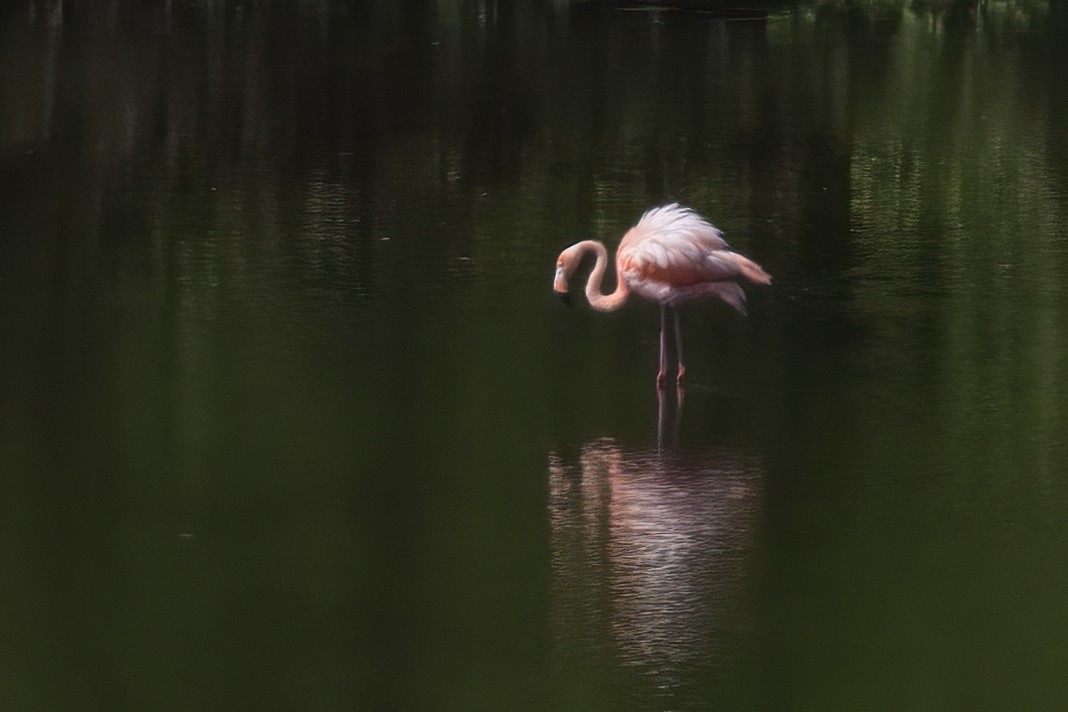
[3,1,1068,709]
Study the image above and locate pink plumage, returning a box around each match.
[553,203,770,387]
[618,203,771,310]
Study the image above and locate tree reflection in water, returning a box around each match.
[548,435,763,705]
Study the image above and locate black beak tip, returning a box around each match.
[555,290,572,307]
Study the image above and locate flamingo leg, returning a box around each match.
[657,304,667,389]
[673,307,686,384]
[656,384,666,452]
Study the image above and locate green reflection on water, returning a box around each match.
[2,1,1068,710]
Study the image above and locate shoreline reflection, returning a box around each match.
[549,438,763,704]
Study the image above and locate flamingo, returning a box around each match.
[553,203,771,388]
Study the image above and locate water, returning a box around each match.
[2,1,1068,709]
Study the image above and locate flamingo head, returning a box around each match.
[553,246,582,306]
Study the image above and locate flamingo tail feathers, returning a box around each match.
[733,254,772,286]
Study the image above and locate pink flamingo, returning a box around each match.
[553,203,771,388]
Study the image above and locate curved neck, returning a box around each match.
[577,240,630,312]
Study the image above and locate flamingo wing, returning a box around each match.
[616,203,770,310]
[631,203,730,252]
[619,207,769,284]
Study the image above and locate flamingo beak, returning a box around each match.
[553,266,571,306]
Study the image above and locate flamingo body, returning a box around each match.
[553,203,770,387]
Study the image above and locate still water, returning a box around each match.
[2,1,1068,709]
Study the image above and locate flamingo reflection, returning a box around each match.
[549,438,762,700]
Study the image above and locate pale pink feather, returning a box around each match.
[615,203,770,312]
